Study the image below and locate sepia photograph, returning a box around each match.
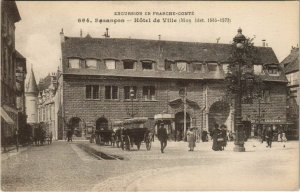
[1,1,299,191]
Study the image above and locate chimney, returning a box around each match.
[80,29,82,37]
[60,28,65,43]
[262,39,266,47]
[158,34,161,40]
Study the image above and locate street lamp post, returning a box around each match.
[130,88,135,118]
[233,28,246,152]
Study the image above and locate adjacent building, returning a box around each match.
[281,46,299,139]
[16,51,28,143]
[25,68,39,124]
[1,1,22,148]
[57,29,288,140]
[37,72,59,140]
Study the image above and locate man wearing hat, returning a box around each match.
[157,123,168,153]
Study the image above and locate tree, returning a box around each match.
[225,34,265,105]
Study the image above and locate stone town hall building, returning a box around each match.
[57,29,288,140]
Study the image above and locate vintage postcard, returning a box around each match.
[1,1,299,191]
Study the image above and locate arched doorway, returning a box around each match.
[208,101,230,132]
[96,117,109,131]
[69,117,83,137]
[175,112,191,141]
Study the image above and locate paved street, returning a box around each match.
[1,139,299,191]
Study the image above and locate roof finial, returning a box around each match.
[103,28,110,38]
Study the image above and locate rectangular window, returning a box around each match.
[105,86,118,99]
[86,59,97,69]
[43,108,45,121]
[292,72,299,85]
[68,58,80,69]
[142,61,153,70]
[193,63,202,72]
[143,86,156,100]
[254,65,262,75]
[165,61,172,71]
[222,64,229,74]
[86,85,99,99]
[207,63,218,71]
[123,60,135,69]
[105,60,116,69]
[124,86,137,99]
[262,90,271,102]
[176,62,187,72]
[268,68,279,75]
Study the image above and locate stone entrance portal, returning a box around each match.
[175,112,191,141]
[208,101,230,132]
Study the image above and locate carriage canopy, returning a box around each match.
[123,117,153,130]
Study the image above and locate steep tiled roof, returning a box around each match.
[62,37,278,63]
[15,50,25,59]
[62,36,284,82]
[281,48,299,74]
[26,68,38,93]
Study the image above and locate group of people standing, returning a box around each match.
[157,123,229,153]
[211,124,228,151]
[260,126,287,148]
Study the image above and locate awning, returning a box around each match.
[2,104,18,114]
[1,107,15,125]
[169,98,200,109]
[123,117,148,124]
[252,122,294,125]
[154,114,174,121]
[112,120,123,126]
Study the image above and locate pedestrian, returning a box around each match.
[201,129,208,142]
[49,132,53,144]
[67,130,73,142]
[261,126,266,143]
[157,123,168,153]
[220,124,228,150]
[211,123,223,151]
[187,128,196,151]
[265,126,273,148]
[282,132,287,142]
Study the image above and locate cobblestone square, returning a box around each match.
[1,140,299,191]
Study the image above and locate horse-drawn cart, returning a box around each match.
[95,129,114,145]
[121,117,153,151]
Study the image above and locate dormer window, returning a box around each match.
[268,67,279,76]
[193,62,202,72]
[123,60,136,69]
[207,63,218,72]
[141,60,154,70]
[222,64,229,74]
[176,61,187,72]
[68,58,80,69]
[254,65,262,75]
[105,59,116,69]
[86,59,98,69]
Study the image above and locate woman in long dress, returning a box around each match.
[212,124,223,151]
[187,128,196,151]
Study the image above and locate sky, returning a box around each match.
[15,1,299,82]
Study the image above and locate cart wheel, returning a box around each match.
[146,141,151,150]
[126,136,131,151]
[121,140,125,150]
